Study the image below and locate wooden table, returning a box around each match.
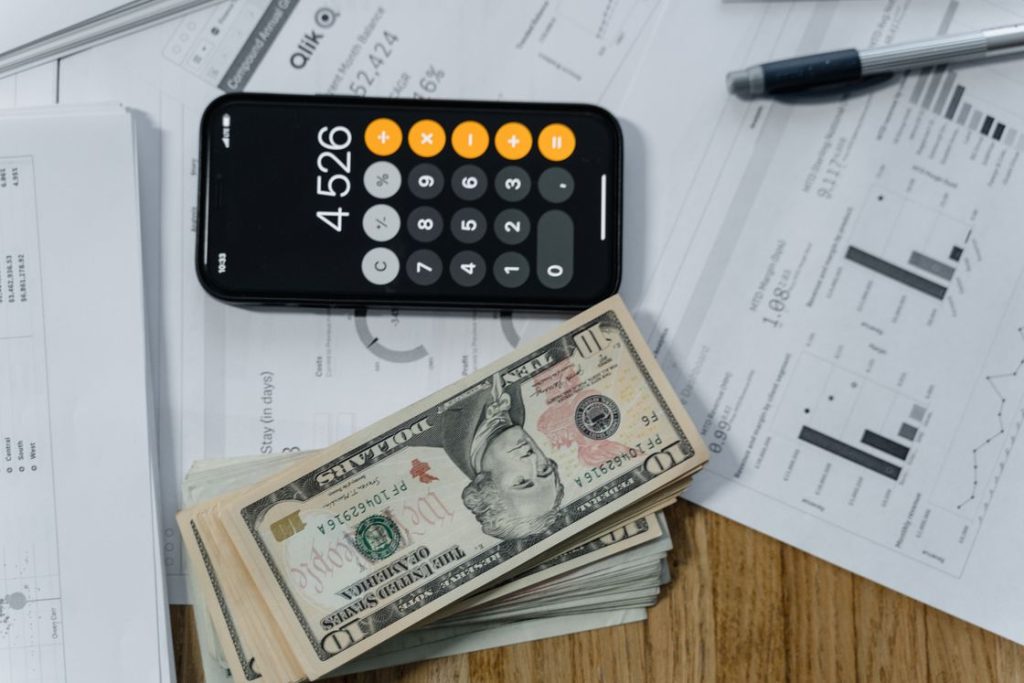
[171,502,1024,682]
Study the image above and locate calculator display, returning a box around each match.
[198,94,622,310]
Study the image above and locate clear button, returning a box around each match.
[361,247,400,285]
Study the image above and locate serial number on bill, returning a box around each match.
[574,433,666,488]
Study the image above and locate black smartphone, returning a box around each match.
[197,93,622,310]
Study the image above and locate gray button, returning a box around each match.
[364,161,401,199]
[450,250,486,287]
[451,207,487,244]
[495,166,531,202]
[406,249,442,286]
[408,163,444,199]
[494,208,531,246]
[362,204,400,242]
[537,210,573,289]
[407,206,443,243]
[494,252,530,288]
[361,247,399,285]
[452,164,487,201]
[538,167,574,203]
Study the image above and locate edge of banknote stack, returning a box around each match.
[177,295,709,682]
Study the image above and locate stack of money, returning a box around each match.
[177,296,708,682]
[182,454,674,678]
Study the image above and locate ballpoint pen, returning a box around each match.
[727,23,1024,97]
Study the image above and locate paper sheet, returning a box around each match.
[0,104,172,681]
[55,0,668,602]
[0,63,58,108]
[639,0,1024,645]
[46,0,1024,646]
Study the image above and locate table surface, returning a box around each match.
[171,502,1024,682]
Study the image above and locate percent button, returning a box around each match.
[364,160,401,199]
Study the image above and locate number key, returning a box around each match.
[494,252,530,288]
[494,208,530,246]
[452,164,487,201]
[406,249,442,286]
[407,206,443,242]
[495,166,531,202]
[408,163,443,199]
[451,207,486,244]
[450,251,486,287]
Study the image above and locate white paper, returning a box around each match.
[55,0,668,602]
[640,0,1024,644]
[0,63,57,109]
[0,0,223,77]
[0,105,172,680]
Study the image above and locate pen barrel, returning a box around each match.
[860,34,987,74]
[761,49,861,93]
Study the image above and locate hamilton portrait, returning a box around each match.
[439,371,565,541]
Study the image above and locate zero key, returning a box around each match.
[537,209,573,289]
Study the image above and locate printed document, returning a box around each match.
[0,105,172,680]
[639,0,1024,644]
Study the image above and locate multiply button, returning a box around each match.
[538,123,575,162]
[408,119,446,157]
[451,121,489,159]
[362,204,400,242]
[364,118,402,156]
[363,160,401,199]
[361,247,399,285]
[495,122,532,160]
[537,210,573,289]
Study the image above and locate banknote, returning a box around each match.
[180,456,662,681]
[203,296,706,679]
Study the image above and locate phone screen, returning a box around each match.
[199,94,621,309]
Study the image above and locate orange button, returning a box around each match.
[408,119,446,157]
[538,123,575,161]
[364,118,402,156]
[451,120,490,159]
[494,122,533,160]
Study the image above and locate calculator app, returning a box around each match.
[199,95,621,309]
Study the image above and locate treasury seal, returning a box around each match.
[575,395,621,440]
[354,514,402,561]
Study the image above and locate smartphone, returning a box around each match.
[197,93,622,310]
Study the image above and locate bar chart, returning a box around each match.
[774,354,927,483]
[843,186,971,306]
[908,66,1021,149]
